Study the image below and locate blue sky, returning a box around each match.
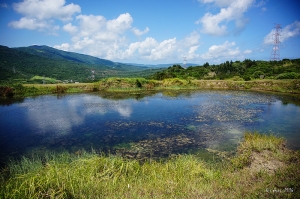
[0,0,299,64]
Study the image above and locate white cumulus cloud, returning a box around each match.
[54,12,176,61]
[196,0,254,36]
[59,13,133,57]
[73,37,94,50]
[198,0,236,7]
[9,0,80,33]
[76,14,106,37]
[134,37,158,56]
[122,37,177,61]
[9,17,49,30]
[177,31,201,60]
[201,41,240,59]
[119,30,201,62]
[147,38,177,60]
[106,13,133,34]
[54,43,70,51]
[63,23,78,34]
[132,27,150,36]
[180,31,201,48]
[12,0,81,21]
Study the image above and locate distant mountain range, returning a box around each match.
[127,63,199,68]
[0,45,172,83]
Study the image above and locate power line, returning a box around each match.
[236,33,268,57]
[238,33,266,49]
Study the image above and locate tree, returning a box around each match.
[203,62,210,68]
[252,71,264,79]
[135,79,142,88]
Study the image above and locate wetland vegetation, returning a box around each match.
[1,78,300,99]
[1,133,299,198]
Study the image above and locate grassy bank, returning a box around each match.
[1,78,300,98]
[30,78,300,94]
[97,78,300,94]
[1,133,299,198]
[0,83,98,98]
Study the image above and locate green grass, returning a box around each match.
[30,76,57,83]
[1,78,300,98]
[96,78,300,94]
[1,133,299,198]
[12,83,97,96]
[239,132,285,153]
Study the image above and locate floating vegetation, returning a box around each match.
[84,132,96,137]
[189,91,276,123]
[105,121,138,129]
[114,133,204,160]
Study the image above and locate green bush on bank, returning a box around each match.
[162,78,189,87]
[276,72,300,80]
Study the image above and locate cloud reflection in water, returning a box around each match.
[21,95,133,135]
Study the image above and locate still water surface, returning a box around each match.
[0,90,299,165]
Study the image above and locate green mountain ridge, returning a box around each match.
[15,45,118,66]
[0,45,161,83]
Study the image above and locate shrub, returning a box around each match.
[252,71,264,79]
[13,84,25,95]
[0,86,14,97]
[162,78,188,87]
[231,76,244,81]
[242,75,251,81]
[54,85,67,93]
[135,79,142,88]
[276,72,300,79]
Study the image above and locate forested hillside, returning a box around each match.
[0,45,162,84]
[150,59,300,81]
[15,45,150,71]
[15,45,116,66]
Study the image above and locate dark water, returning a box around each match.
[0,90,300,165]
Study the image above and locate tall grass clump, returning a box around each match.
[231,132,286,169]
[98,77,149,90]
[1,152,216,199]
[240,132,285,152]
[162,78,189,87]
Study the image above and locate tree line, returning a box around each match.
[150,59,300,81]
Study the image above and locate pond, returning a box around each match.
[0,90,300,166]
